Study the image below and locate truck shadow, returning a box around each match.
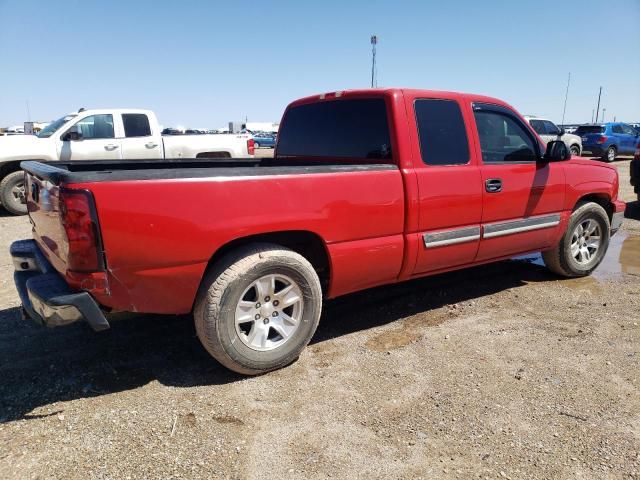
[0,258,554,423]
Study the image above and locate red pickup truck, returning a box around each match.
[12,88,625,374]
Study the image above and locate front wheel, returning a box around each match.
[542,202,610,277]
[0,171,28,215]
[194,243,322,375]
[570,145,581,156]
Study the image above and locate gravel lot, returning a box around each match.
[0,156,638,479]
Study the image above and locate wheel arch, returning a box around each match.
[573,193,614,222]
[205,230,331,295]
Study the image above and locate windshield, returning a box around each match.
[37,114,77,138]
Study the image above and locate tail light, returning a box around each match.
[596,135,608,144]
[247,138,255,156]
[59,189,104,272]
[635,145,640,160]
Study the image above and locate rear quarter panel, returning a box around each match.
[72,167,405,313]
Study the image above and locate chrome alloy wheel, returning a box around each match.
[606,147,616,162]
[12,180,26,204]
[234,274,304,351]
[570,219,601,264]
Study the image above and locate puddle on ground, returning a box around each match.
[513,232,640,283]
[592,232,640,280]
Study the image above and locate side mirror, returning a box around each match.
[63,126,82,141]
[543,140,571,161]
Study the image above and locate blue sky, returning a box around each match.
[1,0,639,128]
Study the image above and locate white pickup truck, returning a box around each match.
[0,108,255,215]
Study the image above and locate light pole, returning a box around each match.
[561,72,571,127]
[595,86,602,123]
[602,108,606,123]
[370,35,378,88]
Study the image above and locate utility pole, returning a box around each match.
[591,110,594,123]
[561,72,571,126]
[595,86,602,123]
[370,35,378,88]
[602,108,606,122]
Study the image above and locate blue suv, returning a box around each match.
[576,122,640,162]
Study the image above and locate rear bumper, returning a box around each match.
[11,240,110,331]
[581,146,605,157]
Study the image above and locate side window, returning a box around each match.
[621,124,637,135]
[543,120,561,135]
[612,124,623,134]
[123,114,152,137]
[74,114,114,139]
[474,110,537,163]
[529,119,545,135]
[414,99,469,165]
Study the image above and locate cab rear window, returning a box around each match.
[277,98,392,159]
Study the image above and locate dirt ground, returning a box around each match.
[0,156,638,479]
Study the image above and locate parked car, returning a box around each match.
[524,116,582,156]
[12,88,625,375]
[631,143,640,201]
[0,109,255,215]
[575,122,640,162]
[253,133,276,148]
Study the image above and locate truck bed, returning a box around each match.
[21,158,396,184]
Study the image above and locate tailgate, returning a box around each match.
[24,170,70,273]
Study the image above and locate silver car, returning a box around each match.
[524,116,582,156]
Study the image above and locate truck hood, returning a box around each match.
[0,134,52,161]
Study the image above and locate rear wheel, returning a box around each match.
[0,171,28,215]
[570,144,581,156]
[603,146,617,162]
[194,243,322,375]
[542,202,610,277]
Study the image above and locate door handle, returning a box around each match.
[104,144,119,151]
[145,142,158,148]
[485,178,502,193]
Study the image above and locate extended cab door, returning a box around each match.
[119,113,164,159]
[57,114,122,160]
[409,95,483,274]
[472,103,565,261]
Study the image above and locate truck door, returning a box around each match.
[119,113,164,159]
[472,103,565,261]
[410,96,483,275]
[57,114,122,160]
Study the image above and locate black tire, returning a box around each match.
[194,243,322,375]
[570,144,581,156]
[0,171,28,215]
[542,202,610,277]
[603,146,617,163]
